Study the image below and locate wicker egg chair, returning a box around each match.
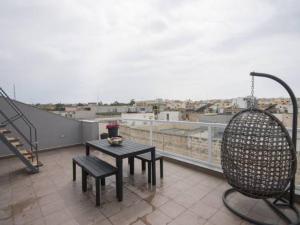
[221,108,296,199]
[221,72,299,225]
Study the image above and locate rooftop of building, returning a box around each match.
[1,145,299,225]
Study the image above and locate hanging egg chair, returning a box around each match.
[221,72,299,225]
[221,108,296,199]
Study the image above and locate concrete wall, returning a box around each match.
[122,113,154,121]
[184,113,233,123]
[274,113,300,128]
[81,120,100,142]
[72,110,96,119]
[198,114,233,124]
[0,98,99,157]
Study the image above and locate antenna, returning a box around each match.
[13,84,16,99]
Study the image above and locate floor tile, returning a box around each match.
[159,200,185,219]
[169,210,206,225]
[144,209,172,225]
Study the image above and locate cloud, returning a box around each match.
[0,0,299,103]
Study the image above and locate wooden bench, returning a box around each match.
[135,153,163,183]
[72,155,117,206]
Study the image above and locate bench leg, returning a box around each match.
[82,168,87,192]
[160,159,164,178]
[147,162,151,184]
[101,178,105,186]
[96,178,100,206]
[129,157,134,175]
[73,161,76,181]
[86,144,90,156]
[116,158,123,201]
[151,149,156,185]
[141,160,146,171]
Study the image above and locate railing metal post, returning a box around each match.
[29,127,33,161]
[150,120,153,146]
[208,125,212,164]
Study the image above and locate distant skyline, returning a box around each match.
[1,1,300,104]
[27,96,299,105]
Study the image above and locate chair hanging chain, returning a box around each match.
[250,76,255,108]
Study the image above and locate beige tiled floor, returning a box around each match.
[0,146,299,225]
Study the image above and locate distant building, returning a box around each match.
[135,99,166,114]
[232,96,255,109]
[58,105,137,120]
[65,106,96,119]
[165,100,186,110]
[158,111,181,121]
[121,113,154,126]
[97,105,135,114]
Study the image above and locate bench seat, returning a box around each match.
[135,152,163,161]
[73,155,117,178]
[135,153,164,183]
[72,155,117,206]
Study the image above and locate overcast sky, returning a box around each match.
[0,0,300,104]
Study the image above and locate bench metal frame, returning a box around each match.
[136,154,164,183]
[72,156,117,206]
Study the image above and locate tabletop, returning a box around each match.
[86,139,155,158]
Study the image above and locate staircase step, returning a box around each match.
[31,159,43,167]
[0,129,10,134]
[25,154,34,159]
[19,149,32,155]
[6,137,19,142]
[11,141,23,147]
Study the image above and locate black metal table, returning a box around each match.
[85,139,156,201]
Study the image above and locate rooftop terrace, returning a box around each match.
[1,90,300,225]
[1,146,299,225]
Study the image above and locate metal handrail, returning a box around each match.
[1,114,22,125]
[0,88,37,129]
[0,88,38,164]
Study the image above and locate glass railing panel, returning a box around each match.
[211,126,225,167]
[119,120,151,145]
[152,122,209,161]
[99,119,300,190]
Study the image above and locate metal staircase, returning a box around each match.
[0,88,42,173]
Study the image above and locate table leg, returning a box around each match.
[86,144,90,156]
[142,160,146,171]
[148,162,151,184]
[82,168,87,192]
[151,149,156,185]
[129,157,134,175]
[101,178,105,186]
[116,158,123,201]
[72,160,76,181]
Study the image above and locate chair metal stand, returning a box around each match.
[223,188,300,225]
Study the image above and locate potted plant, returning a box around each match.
[106,122,119,138]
